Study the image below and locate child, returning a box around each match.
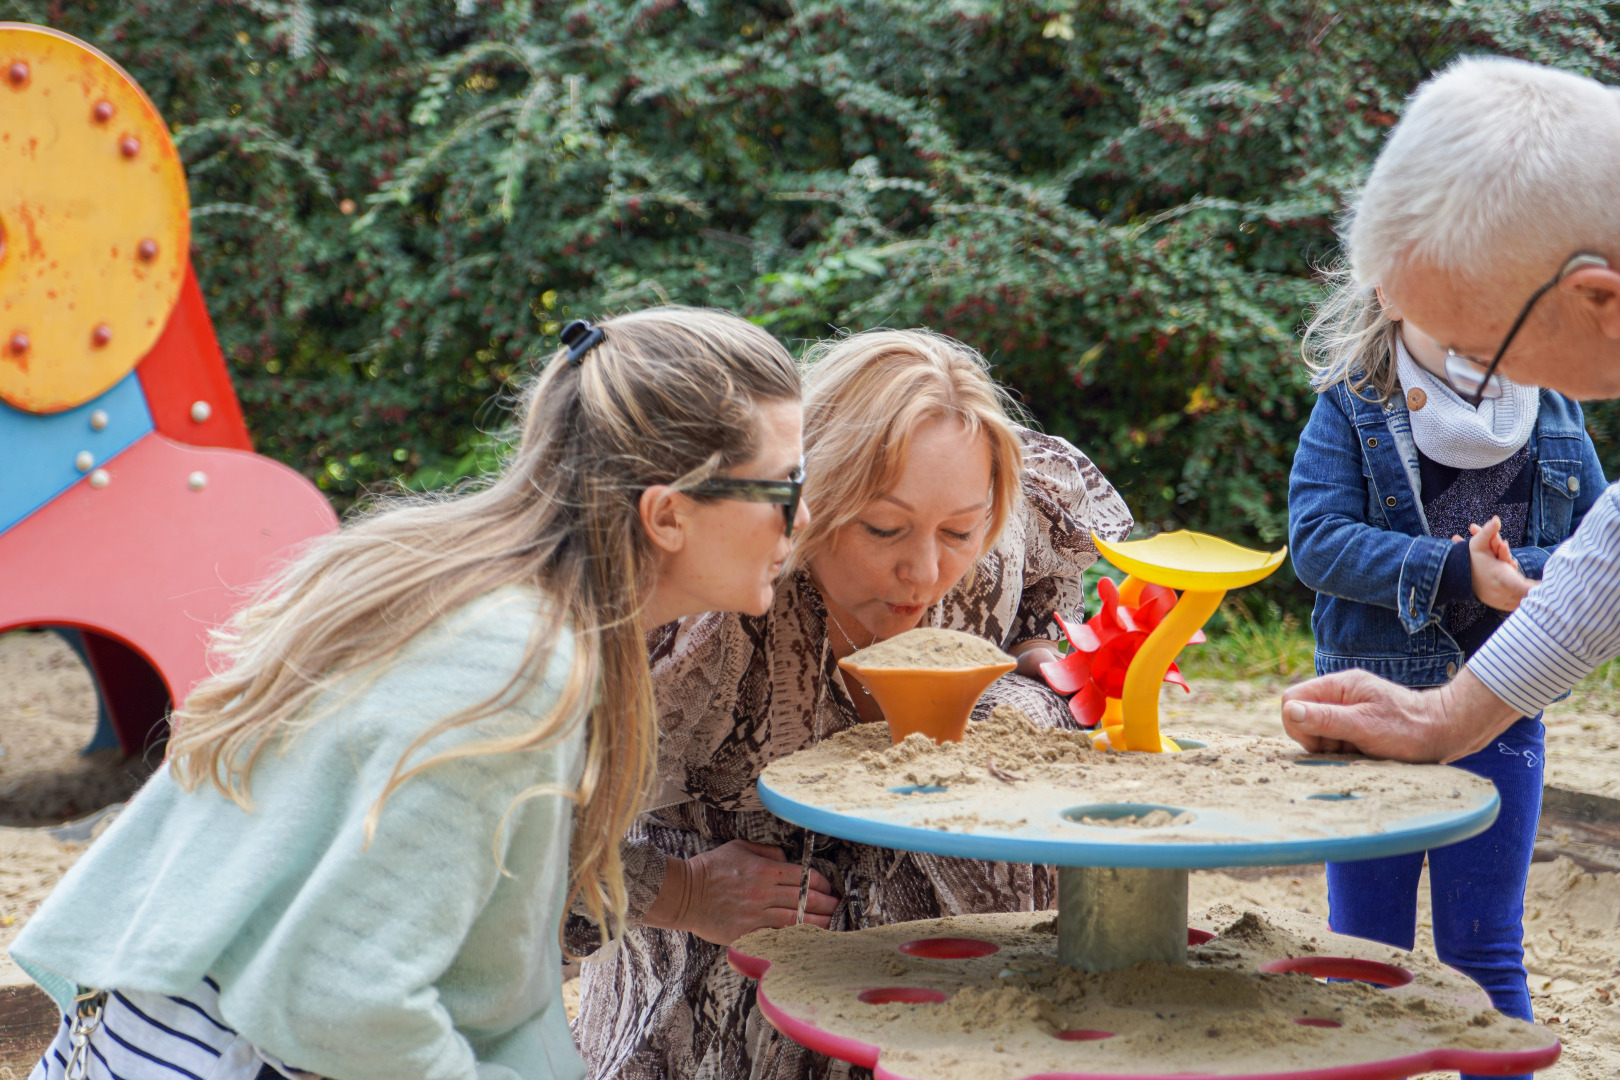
[1288,270,1607,1072]
[10,307,807,1080]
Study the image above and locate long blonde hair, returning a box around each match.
[1301,260,1401,401]
[793,328,1025,571]
[168,306,799,941]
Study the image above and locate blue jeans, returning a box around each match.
[1327,715,1544,1080]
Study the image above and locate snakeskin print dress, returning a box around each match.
[570,430,1133,1080]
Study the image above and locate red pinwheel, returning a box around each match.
[1038,577,1205,728]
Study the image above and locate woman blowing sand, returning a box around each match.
[10,307,806,1080]
[573,328,1132,1080]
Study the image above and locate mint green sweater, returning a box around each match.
[11,586,587,1080]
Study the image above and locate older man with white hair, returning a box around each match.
[1281,56,1620,760]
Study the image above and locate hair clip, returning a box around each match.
[559,319,606,367]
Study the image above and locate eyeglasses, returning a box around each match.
[691,458,805,538]
[1445,252,1610,407]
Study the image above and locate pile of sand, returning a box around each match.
[845,628,1012,670]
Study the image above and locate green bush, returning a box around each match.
[13,0,1620,613]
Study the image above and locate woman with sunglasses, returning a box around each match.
[10,307,805,1080]
[572,328,1132,1080]
[1286,257,1607,1067]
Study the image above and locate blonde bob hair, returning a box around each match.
[793,328,1024,571]
[168,306,799,943]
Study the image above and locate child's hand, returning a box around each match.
[1456,516,1532,612]
[1470,520,1519,568]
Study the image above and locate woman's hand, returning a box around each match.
[1011,640,1063,680]
[643,839,838,946]
[1456,517,1532,612]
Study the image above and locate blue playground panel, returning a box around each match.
[757,773,1500,870]
[0,371,153,533]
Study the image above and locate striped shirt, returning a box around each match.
[1471,478,1620,714]
[27,977,310,1080]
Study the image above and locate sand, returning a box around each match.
[0,829,83,989]
[0,631,153,827]
[845,628,1012,670]
[732,906,1557,1078]
[763,704,1499,846]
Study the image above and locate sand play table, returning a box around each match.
[729,715,1561,1078]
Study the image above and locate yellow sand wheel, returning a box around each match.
[0,23,189,413]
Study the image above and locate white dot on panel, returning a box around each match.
[89,410,109,431]
[190,400,212,423]
[74,450,94,472]
[89,469,110,489]
[188,471,208,491]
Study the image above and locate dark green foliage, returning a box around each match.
[12,1,1620,614]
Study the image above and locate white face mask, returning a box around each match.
[1395,334,1539,470]
[1441,351,1505,402]
[1398,319,1504,400]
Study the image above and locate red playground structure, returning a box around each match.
[0,24,337,756]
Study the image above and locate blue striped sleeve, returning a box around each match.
[1470,479,1620,715]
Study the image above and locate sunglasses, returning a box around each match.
[1443,252,1610,407]
[691,458,805,538]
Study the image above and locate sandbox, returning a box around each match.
[736,708,1560,1078]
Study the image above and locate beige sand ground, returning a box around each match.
[2,632,1615,1076]
[0,630,153,826]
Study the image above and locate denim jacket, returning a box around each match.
[1289,381,1607,688]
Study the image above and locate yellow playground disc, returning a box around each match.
[1092,530,1287,592]
[0,23,189,413]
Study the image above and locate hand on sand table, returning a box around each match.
[644,839,838,946]
[1455,517,1532,612]
[1451,520,1520,567]
[1012,642,1062,680]
[1280,667,1520,763]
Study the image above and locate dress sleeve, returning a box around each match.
[1010,429,1135,646]
[565,831,669,955]
[972,672,1074,730]
[646,611,747,802]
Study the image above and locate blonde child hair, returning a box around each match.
[1301,263,1402,401]
[168,305,800,941]
[793,328,1025,571]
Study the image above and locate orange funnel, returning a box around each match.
[838,658,1016,745]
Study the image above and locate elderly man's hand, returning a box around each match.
[1280,668,1522,763]
[1279,671,1444,760]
